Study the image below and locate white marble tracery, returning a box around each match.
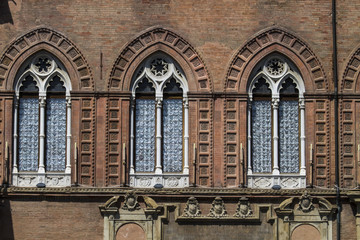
[130,53,189,188]
[247,55,306,189]
[12,52,72,187]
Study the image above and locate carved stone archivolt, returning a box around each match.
[208,197,228,218]
[234,197,253,218]
[0,27,93,90]
[182,197,201,217]
[108,27,212,92]
[225,27,328,92]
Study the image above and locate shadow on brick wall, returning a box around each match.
[0,0,14,25]
[0,188,14,240]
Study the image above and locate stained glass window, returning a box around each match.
[18,98,39,171]
[46,98,66,171]
[279,100,299,173]
[163,99,183,172]
[252,100,272,173]
[135,99,156,172]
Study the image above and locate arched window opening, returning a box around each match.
[13,52,72,187]
[247,54,305,189]
[130,53,189,188]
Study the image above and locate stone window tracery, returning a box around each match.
[130,53,189,188]
[12,52,72,187]
[247,55,306,189]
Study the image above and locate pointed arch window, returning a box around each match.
[130,54,189,188]
[247,55,306,189]
[13,52,72,187]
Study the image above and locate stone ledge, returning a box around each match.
[0,186,351,197]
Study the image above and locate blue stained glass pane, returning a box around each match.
[252,100,272,173]
[135,99,155,172]
[46,98,66,171]
[163,99,183,172]
[279,100,299,173]
[18,98,39,171]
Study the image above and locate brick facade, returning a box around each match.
[0,0,360,239]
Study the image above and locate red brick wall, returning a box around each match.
[0,197,104,240]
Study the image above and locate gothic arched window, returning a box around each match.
[130,54,189,188]
[247,55,306,189]
[13,52,72,187]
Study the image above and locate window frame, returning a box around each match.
[129,54,189,188]
[12,52,72,187]
[247,55,306,189]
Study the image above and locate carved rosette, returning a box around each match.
[121,192,140,211]
[182,197,201,217]
[234,197,253,218]
[208,197,228,218]
[298,191,314,213]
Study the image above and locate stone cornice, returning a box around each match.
[1,186,353,198]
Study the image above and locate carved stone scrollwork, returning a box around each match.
[121,192,140,211]
[298,191,314,213]
[182,197,201,217]
[208,197,228,218]
[234,197,253,218]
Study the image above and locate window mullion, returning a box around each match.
[299,98,306,175]
[272,96,280,175]
[13,98,19,173]
[130,99,135,174]
[155,97,163,174]
[38,95,46,174]
[65,97,71,173]
[183,98,189,174]
[247,99,253,175]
